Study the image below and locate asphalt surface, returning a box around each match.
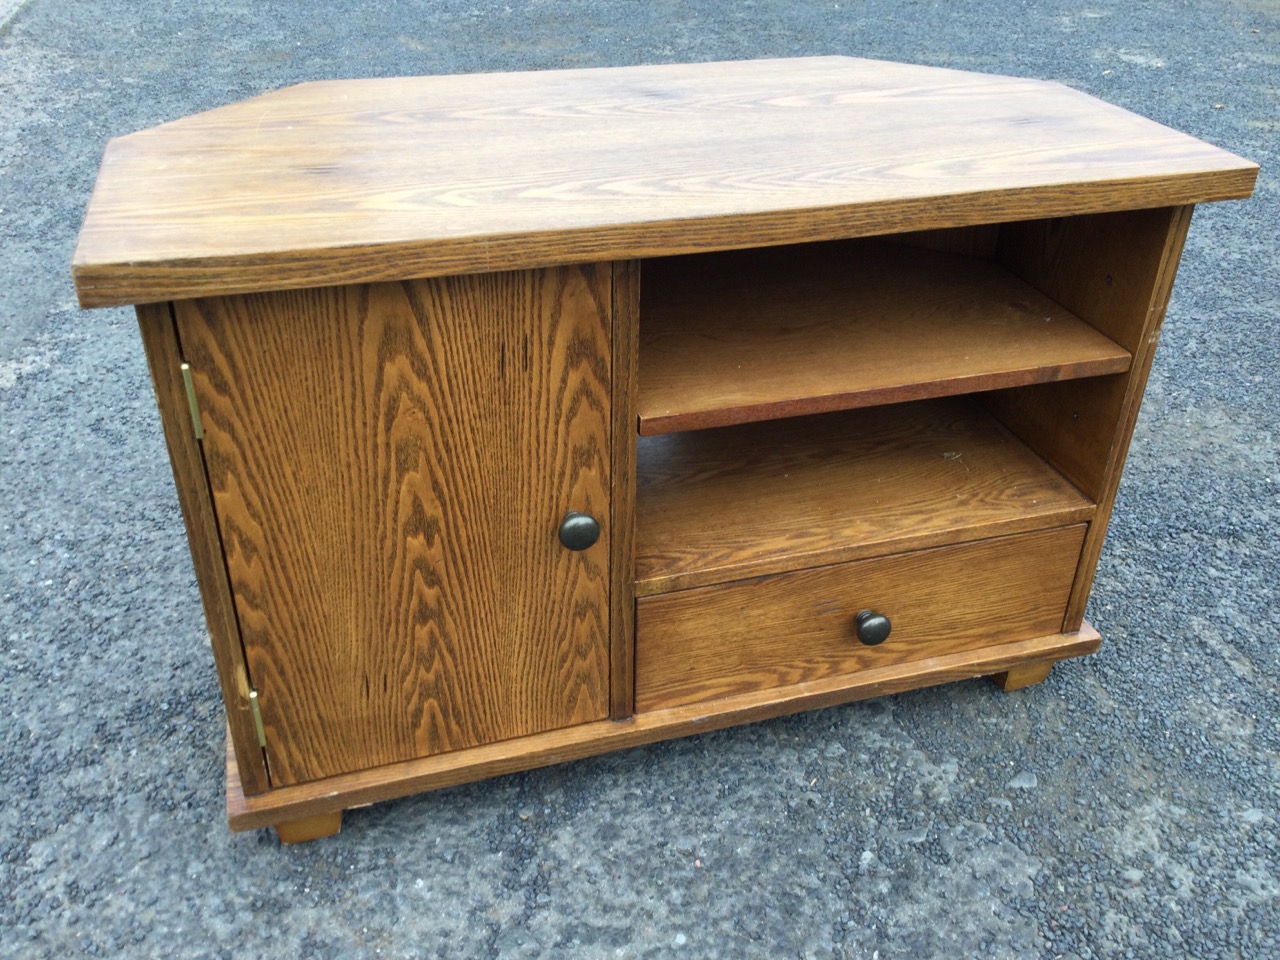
[2,1,1277,957]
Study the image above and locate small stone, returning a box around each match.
[1008,771,1038,790]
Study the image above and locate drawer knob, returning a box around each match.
[855,610,892,646]
[558,512,600,551]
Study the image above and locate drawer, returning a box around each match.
[635,525,1087,711]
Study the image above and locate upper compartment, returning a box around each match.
[637,236,1132,435]
[72,56,1256,308]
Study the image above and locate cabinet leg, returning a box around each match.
[991,660,1054,692]
[273,810,343,844]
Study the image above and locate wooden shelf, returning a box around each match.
[638,239,1132,435]
[635,396,1095,596]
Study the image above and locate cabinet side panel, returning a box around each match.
[135,303,270,795]
[998,207,1191,355]
[173,266,613,785]
[610,260,640,718]
[984,205,1194,628]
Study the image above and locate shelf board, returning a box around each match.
[635,396,1095,596]
[638,239,1132,435]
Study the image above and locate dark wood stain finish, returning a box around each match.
[608,260,641,719]
[174,266,613,785]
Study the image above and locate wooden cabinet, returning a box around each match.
[73,57,1256,842]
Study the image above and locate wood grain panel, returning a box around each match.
[135,304,269,795]
[174,265,613,785]
[999,207,1187,354]
[638,239,1131,434]
[226,624,1101,831]
[636,526,1086,711]
[979,373,1130,503]
[981,206,1194,628]
[885,224,1001,259]
[982,208,1191,498]
[636,397,1094,596]
[1061,206,1194,628]
[73,57,1256,307]
[609,260,640,719]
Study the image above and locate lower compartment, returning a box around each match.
[635,524,1087,711]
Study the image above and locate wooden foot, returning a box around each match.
[991,660,1054,692]
[273,810,343,844]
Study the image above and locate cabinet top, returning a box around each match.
[73,56,1256,308]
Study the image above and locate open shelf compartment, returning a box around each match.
[635,396,1096,597]
[637,238,1132,436]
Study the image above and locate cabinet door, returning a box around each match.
[174,265,612,786]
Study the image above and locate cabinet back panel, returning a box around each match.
[174,266,613,786]
[883,223,1001,259]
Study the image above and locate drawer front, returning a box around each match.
[636,525,1086,711]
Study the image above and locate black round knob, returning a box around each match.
[855,609,891,646]
[558,512,600,551]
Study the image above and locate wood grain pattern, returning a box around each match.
[609,260,640,719]
[135,303,269,795]
[638,239,1131,434]
[885,224,1001,259]
[636,397,1094,596]
[991,660,1055,691]
[174,265,613,785]
[999,207,1188,356]
[980,206,1194,628]
[226,623,1101,831]
[72,57,1256,308]
[636,526,1085,710]
[979,373,1130,503]
[1062,206,1194,628]
[981,208,1191,498]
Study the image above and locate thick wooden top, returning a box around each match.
[73,56,1257,308]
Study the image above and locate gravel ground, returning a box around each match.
[2,1,1277,957]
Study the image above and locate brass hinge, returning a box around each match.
[248,689,267,748]
[180,362,204,440]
